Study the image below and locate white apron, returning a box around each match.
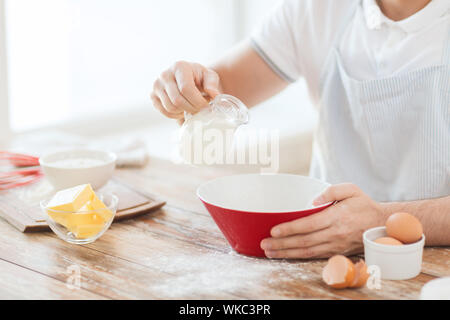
[310,3,450,202]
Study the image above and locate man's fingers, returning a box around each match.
[270,212,332,238]
[160,71,197,114]
[173,62,209,110]
[261,227,331,251]
[153,79,181,114]
[151,61,222,121]
[201,68,221,98]
[313,183,362,205]
[157,89,182,114]
[150,94,184,119]
[264,242,333,259]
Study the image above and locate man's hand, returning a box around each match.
[150,61,221,122]
[150,43,290,124]
[260,183,387,259]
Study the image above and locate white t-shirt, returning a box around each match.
[251,0,450,106]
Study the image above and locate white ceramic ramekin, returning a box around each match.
[363,226,425,280]
[40,149,116,190]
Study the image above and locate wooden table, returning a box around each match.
[0,157,448,299]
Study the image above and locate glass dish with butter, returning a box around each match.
[40,184,118,244]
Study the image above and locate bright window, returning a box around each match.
[5,0,238,131]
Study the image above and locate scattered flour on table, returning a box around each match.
[147,247,318,298]
[15,179,54,205]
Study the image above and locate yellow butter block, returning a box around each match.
[89,193,114,223]
[47,184,94,212]
[65,204,105,237]
[66,211,104,229]
[47,211,69,227]
[46,184,113,239]
[72,223,105,239]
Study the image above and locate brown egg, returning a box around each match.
[386,212,423,244]
[375,237,403,246]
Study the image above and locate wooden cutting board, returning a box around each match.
[0,177,165,232]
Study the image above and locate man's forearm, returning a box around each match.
[211,41,288,108]
[380,196,450,246]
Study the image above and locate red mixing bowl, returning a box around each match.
[197,174,333,257]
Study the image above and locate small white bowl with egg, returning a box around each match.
[39,149,117,190]
[363,226,425,280]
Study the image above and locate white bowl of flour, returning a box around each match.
[39,149,117,190]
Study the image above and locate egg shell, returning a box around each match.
[386,212,423,244]
[375,237,403,246]
[322,255,355,289]
[350,260,370,288]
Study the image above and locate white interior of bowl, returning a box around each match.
[197,174,330,213]
[40,149,116,169]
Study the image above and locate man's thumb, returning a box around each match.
[313,183,361,205]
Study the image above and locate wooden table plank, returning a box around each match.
[0,217,174,299]
[0,258,104,299]
[86,218,343,299]
[421,247,450,278]
[0,215,240,299]
[114,158,230,213]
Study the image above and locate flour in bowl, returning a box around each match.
[49,158,105,168]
